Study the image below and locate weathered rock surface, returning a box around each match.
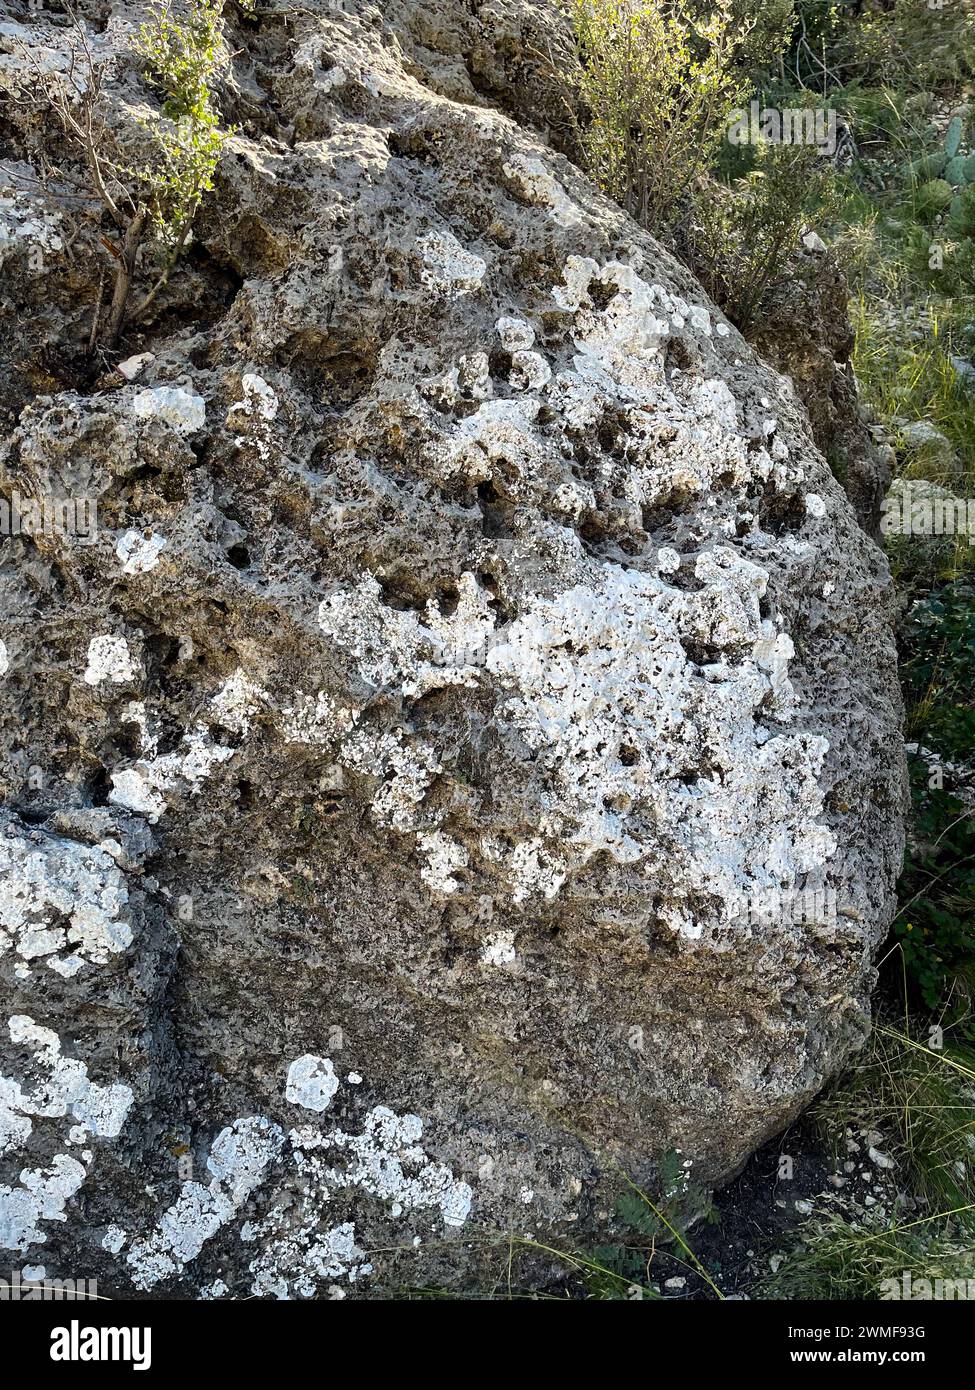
[0,0,904,1296]
[750,239,893,536]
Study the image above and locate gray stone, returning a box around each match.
[0,0,904,1297]
[950,355,975,390]
[897,420,961,488]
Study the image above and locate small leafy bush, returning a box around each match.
[567,0,750,237]
[686,138,835,331]
[786,0,975,93]
[20,0,231,342]
[132,0,230,263]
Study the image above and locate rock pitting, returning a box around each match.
[0,0,904,1296]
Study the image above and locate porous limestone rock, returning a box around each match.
[0,0,904,1297]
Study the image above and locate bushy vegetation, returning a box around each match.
[566,0,750,233]
[563,0,820,331]
[687,139,835,330]
[755,1210,973,1300]
[128,0,232,321]
[817,1024,975,1222]
[14,0,232,343]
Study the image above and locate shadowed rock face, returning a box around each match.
[0,1,904,1296]
[750,242,893,537]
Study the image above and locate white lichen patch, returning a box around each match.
[319,573,512,853]
[752,623,797,714]
[434,397,543,483]
[0,1016,132,1251]
[208,672,268,737]
[545,259,771,513]
[108,729,233,823]
[83,634,136,686]
[107,769,168,822]
[102,1225,127,1254]
[503,153,582,227]
[126,1117,284,1290]
[131,386,206,435]
[242,1216,371,1300]
[2,1016,132,1137]
[116,529,167,576]
[108,670,265,822]
[506,838,568,904]
[319,491,830,923]
[319,571,495,699]
[228,373,279,423]
[321,507,829,926]
[480,930,516,967]
[0,1155,86,1251]
[227,374,280,460]
[510,349,552,391]
[478,542,833,926]
[126,1066,471,1295]
[0,188,63,268]
[338,728,443,833]
[199,1278,228,1299]
[0,17,116,92]
[0,1100,31,1157]
[286,1056,339,1113]
[496,316,535,352]
[319,65,347,94]
[280,691,357,747]
[417,230,486,299]
[417,832,469,895]
[320,251,833,926]
[312,1106,473,1229]
[0,827,133,976]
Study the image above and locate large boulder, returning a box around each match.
[0,0,904,1296]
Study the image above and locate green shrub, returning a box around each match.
[567,0,750,237]
[896,582,975,1016]
[786,0,975,94]
[686,139,835,331]
[132,0,230,259]
[565,0,833,334]
[947,184,975,240]
[21,0,231,342]
[916,177,955,222]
